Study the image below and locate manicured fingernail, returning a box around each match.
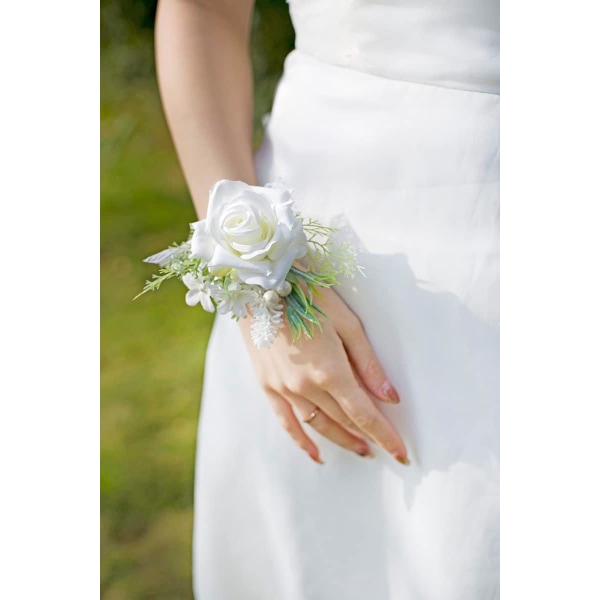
[356,446,375,458]
[381,381,400,403]
[395,454,410,466]
[311,454,325,465]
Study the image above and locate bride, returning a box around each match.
[155,0,499,598]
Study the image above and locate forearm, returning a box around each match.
[155,0,256,218]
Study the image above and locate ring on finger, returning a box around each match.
[303,407,321,425]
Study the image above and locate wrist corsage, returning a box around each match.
[136,179,363,348]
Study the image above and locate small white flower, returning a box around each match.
[213,282,258,319]
[182,272,215,312]
[268,305,285,329]
[250,311,279,349]
[249,298,285,349]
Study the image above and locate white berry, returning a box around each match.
[263,290,281,307]
[276,281,293,297]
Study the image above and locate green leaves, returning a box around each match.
[133,269,180,300]
[289,265,338,288]
[301,218,364,279]
[285,277,327,342]
[134,248,203,300]
[136,216,364,344]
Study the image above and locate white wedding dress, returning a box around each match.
[193,1,499,599]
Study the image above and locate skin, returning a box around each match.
[155,0,409,465]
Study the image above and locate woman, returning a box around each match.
[155,0,499,598]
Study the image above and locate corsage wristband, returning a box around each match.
[136,179,363,348]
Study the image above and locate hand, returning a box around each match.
[238,287,409,465]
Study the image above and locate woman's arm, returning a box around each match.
[155,0,256,217]
[154,0,409,465]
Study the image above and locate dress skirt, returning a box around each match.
[192,49,499,600]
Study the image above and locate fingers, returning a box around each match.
[337,314,401,404]
[331,380,409,465]
[288,393,374,458]
[265,391,323,464]
[303,388,369,440]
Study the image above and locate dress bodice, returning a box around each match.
[287,0,499,94]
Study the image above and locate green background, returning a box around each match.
[101,1,294,597]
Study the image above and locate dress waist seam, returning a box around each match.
[289,48,500,97]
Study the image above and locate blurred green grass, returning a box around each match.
[101,76,209,599]
[101,2,293,597]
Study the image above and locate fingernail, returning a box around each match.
[311,454,325,465]
[356,446,375,458]
[394,454,410,466]
[381,381,400,403]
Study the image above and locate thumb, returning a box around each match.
[338,316,400,404]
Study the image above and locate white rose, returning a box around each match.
[189,180,307,290]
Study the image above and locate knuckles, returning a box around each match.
[311,370,334,389]
[286,371,333,395]
[288,377,314,395]
[262,376,317,397]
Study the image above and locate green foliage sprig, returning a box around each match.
[136,216,364,347]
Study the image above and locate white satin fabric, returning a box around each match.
[289,0,499,94]
[193,2,499,599]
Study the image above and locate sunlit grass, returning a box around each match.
[101,5,294,596]
[101,53,212,599]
